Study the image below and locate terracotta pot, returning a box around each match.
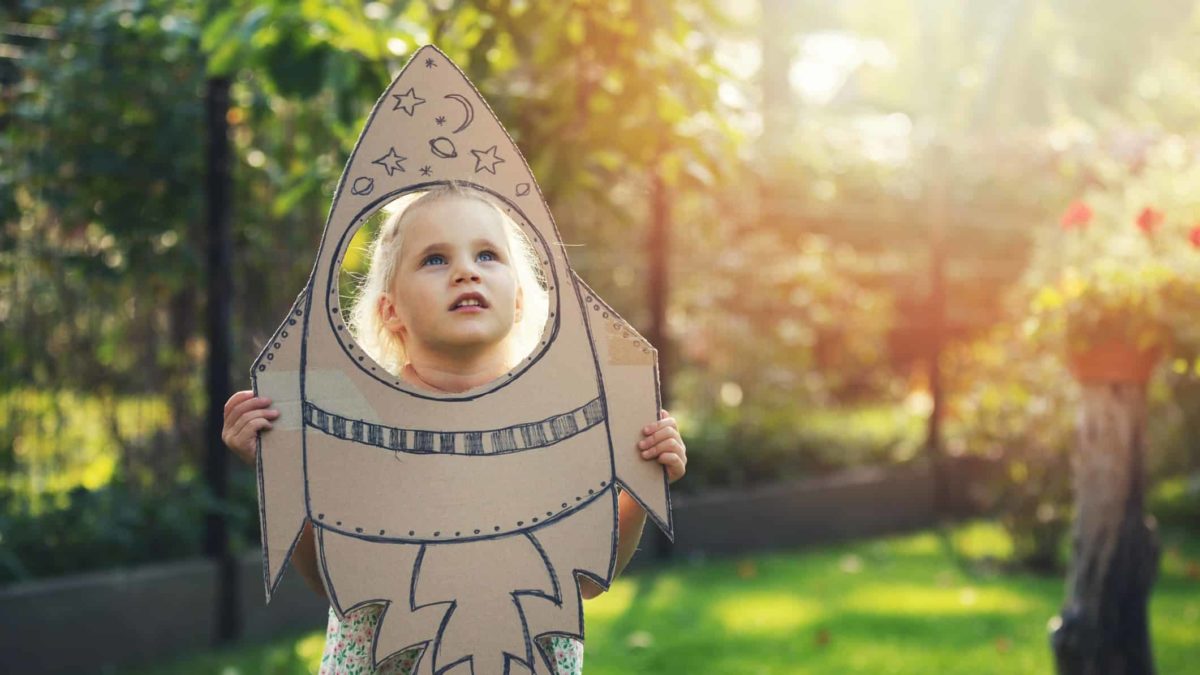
[1068,339,1162,384]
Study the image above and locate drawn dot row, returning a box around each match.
[257,308,304,371]
[316,481,608,538]
[585,296,651,353]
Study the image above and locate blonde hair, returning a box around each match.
[349,183,550,375]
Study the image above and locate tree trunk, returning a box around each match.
[1052,382,1159,675]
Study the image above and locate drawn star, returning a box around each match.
[420,165,433,177]
[424,57,437,69]
[391,87,426,116]
[435,115,446,126]
[470,145,505,175]
[372,147,407,176]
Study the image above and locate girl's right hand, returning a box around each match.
[222,390,280,466]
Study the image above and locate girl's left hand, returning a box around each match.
[638,409,686,484]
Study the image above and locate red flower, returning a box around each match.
[1189,224,1200,248]
[1060,201,1092,230]
[1136,206,1163,235]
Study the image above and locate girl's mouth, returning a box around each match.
[450,292,489,312]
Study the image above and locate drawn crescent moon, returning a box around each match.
[444,93,474,134]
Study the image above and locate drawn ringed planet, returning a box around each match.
[429,136,458,159]
[444,93,474,133]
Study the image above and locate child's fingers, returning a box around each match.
[657,451,684,468]
[641,415,677,436]
[641,437,684,459]
[639,418,678,441]
[229,396,274,424]
[224,390,255,417]
[638,424,680,450]
[242,417,273,445]
[243,414,273,438]
[231,407,273,435]
[232,418,271,464]
[657,451,686,482]
[637,411,684,476]
[234,395,273,415]
[230,408,278,440]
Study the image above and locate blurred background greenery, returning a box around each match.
[2,0,1199,593]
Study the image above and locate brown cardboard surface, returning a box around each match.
[250,45,671,674]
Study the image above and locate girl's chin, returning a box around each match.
[433,331,509,351]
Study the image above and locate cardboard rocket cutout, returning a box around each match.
[251,45,672,674]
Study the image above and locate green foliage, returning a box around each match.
[664,210,907,489]
[1159,368,1200,476]
[0,470,259,584]
[679,403,925,493]
[681,228,898,404]
[2,1,211,501]
[0,389,173,510]
[1149,475,1200,530]
[943,323,1077,571]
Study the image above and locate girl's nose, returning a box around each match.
[452,262,481,283]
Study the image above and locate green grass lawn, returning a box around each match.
[137,523,1199,674]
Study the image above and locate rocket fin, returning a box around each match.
[521,494,618,674]
[317,530,445,673]
[251,289,311,600]
[573,272,673,540]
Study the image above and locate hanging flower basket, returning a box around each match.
[1068,339,1162,384]
[1023,141,1200,376]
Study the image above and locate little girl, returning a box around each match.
[223,184,687,674]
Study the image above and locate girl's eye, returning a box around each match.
[421,254,446,266]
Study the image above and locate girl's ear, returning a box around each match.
[379,293,406,334]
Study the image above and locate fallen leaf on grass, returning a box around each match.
[815,627,831,647]
[736,559,758,579]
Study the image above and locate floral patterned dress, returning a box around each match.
[319,604,584,674]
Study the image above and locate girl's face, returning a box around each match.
[382,197,524,359]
